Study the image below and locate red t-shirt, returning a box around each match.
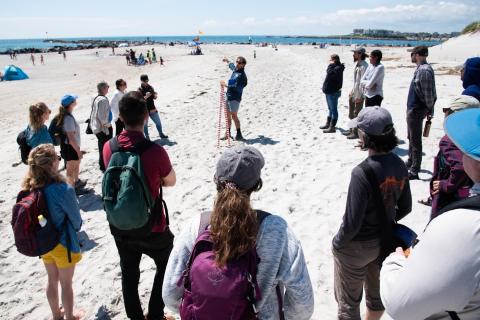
[103,130,173,232]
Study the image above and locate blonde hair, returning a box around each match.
[29,102,49,132]
[22,144,65,191]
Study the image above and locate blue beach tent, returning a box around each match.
[2,65,29,81]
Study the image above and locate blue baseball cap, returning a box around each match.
[445,108,480,161]
[61,94,78,107]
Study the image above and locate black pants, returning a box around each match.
[365,95,383,107]
[114,230,174,320]
[115,118,125,136]
[407,108,427,174]
[96,127,113,172]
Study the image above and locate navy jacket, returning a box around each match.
[322,63,345,94]
[227,63,248,101]
[462,57,480,101]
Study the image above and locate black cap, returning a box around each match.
[140,74,149,81]
[411,46,428,57]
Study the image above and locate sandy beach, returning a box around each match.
[0,35,478,319]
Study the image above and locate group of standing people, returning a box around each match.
[14,47,480,320]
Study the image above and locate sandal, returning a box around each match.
[418,197,432,207]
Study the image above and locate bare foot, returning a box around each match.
[164,315,175,320]
[65,309,85,320]
[52,306,64,320]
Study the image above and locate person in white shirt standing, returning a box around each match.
[90,81,112,172]
[360,50,385,107]
[110,79,127,136]
[380,108,480,320]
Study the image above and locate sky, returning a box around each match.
[0,0,479,39]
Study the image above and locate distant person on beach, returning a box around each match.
[111,46,115,55]
[25,102,53,149]
[102,91,176,320]
[344,47,369,139]
[129,49,136,64]
[62,51,66,61]
[90,81,112,172]
[254,49,256,59]
[360,50,384,106]
[380,108,480,320]
[152,48,157,63]
[30,53,35,66]
[139,74,168,139]
[405,46,437,180]
[40,54,45,65]
[110,79,127,136]
[320,54,345,133]
[22,144,84,320]
[13,51,17,59]
[220,56,248,140]
[54,95,86,194]
[146,50,152,64]
[421,95,477,219]
[159,56,164,65]
[333,106,412,320]
[162,145,314,320]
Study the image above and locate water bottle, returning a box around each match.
[38,215,47,228]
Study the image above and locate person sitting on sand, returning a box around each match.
[25,102,53,149]
[54,95,86,194]
[332,106,412,320]
[220,56,248,140]
[162,145,314,320]
[380,108,480,320]
[22,144,83,320]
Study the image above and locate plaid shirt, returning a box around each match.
[413,62,437,114]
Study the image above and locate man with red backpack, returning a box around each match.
[102,91,176,320]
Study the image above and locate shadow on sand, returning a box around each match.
[244,135,280,146]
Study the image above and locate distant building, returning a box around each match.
[353,29,364,35]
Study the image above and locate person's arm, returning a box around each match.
[162,215,199,311]
[381,212,480,320]
[61,184,82,231]
[395,178,412,221]
[416,68,436,115]
[363,65,382,90]
[97,99,111,128]
[437,141,471,194]
[162,168,176,187]
[333,169,370,249]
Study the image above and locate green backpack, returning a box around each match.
[102,137,162,237]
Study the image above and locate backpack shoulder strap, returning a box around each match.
[198,211,212,236]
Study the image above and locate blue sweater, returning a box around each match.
[44,183,82,253]
[26,125,53,148]
[226,63,248,102]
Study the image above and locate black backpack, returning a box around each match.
[16,129,32,164]
[48,115,67,146]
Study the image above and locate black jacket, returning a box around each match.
[322,63,345,94]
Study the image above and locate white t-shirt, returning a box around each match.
[110,89,124,122]
[63,113,80,146]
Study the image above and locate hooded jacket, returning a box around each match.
[462,57,480,101]
[322,62,345,94]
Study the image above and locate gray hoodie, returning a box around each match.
[162,213,314,320]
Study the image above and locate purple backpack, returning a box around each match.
[178,211,272,320]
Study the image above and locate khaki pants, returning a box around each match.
[333,239,384,320]
[348,96,364,120]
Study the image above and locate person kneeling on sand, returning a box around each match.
[162,145,314,320]
[23,144,84,320]
[221,56,248,141]
[380,108,480,320]
[332,106,412,320]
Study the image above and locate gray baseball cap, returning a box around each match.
[352,47,368,56]
[348,106,393,135]
[215,146,265,190]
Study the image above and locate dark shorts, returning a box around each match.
[60,143,79,161]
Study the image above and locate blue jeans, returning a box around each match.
[326,91,341,120]
[144,110,163,139]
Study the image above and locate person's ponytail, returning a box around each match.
[210,181,261,267]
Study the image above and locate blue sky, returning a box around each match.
[1,0,479,39]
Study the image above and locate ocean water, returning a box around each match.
[0,35,442,52]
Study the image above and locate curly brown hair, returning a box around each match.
[29,102,50,132]
[210,180,262,267]
[22,144,65,191]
